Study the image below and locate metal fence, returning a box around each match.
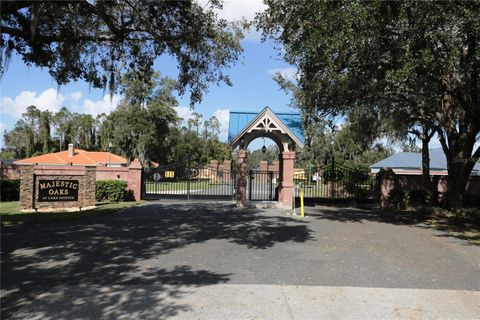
[248,170,279,201]
[143,162,236,200]
[294,161,379,204]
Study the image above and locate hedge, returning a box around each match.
[0,179,20,201]
[96,180,128,202]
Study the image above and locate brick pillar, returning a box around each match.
[271,160,279,174]
[210,160,219,171]
[279,151,295,208]
[236,150,248,206]
[19,165,35,211]
[378,168,395,208]
[221,160,231,184]
[128,159,143,201]
[259,161,268,172]
[83,165,97,208]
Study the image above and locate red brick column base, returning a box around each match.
[279,151,295,208]
[236,150,248,207]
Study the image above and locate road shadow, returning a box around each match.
[306,205,480,245]
[1,201,313,318]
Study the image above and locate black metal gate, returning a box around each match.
[143,162,236,200]
[295,160,379,204]
[248,170,278,201]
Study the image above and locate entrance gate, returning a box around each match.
[248,170,278,201]
[143,162,236,200]
[295,160,379,204]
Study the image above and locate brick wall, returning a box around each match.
[378,168,480,207]
[259,160,279,173]
[95,160,143,201]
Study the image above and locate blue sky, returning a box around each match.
[0,1,296,149]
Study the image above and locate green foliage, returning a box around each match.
[0,179,20,201]
[388,188,433,210]
[455,208,480,226]
[1,1,244,106]
[258,0,480,209]
[387,188,408,210]
[100,72,178,164]
[408,189,431,207]
[95,180,128,202]
[3,105,99,158]
[247,145,279,171]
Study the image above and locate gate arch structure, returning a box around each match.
[228,107,304,207]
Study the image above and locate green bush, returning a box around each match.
[415,206,434,219]
[96,180,128,202]
[455,208,480,225]
[408,189,431,206]
[0,179,20,201]
[387,188,408,210]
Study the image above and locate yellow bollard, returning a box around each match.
[300,185,305,219]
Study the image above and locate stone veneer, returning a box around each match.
[19,165,97,212]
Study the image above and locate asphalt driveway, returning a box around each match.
[1,201,479,319]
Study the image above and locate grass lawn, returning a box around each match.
[0,201,142,226]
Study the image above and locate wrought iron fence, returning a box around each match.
[143,161,236,200]
[294,161,379,203]
[248,170,279,201]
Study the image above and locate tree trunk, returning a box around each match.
[446,160,470,211]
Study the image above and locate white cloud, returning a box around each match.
[197,0,267,41]
[173,107,229,141]
[0,88,66,119]
[174,106,195,123]
[213,108,230,141]
[69,91,83,105]
[268,67,298,82]
[82,94,121,117]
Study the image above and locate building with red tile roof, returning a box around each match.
[14,144,127,167]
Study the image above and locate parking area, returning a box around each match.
[2,201,479,319]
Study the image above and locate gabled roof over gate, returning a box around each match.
[228,107,304,150]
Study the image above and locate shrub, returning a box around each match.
[408,189,431,207]
[0,179,20,201]
[455,208,480,225]
[387,188,408,210]
[415,206,434,219]
[96,180,128,202]
[464,194,480,208]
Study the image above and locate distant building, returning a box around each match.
[14,144,127,167]
[370,148,480,176]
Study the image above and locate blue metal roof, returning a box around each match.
[228,111,304,144]
[371,148,480,172]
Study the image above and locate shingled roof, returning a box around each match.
[371,148,480,174]
[14,148,127,166]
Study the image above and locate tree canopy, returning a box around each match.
[258,0,480,209]
[1,0,244,105]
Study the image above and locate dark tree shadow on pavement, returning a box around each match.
[1,202,313,319]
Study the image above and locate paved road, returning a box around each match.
[1,201,479,319]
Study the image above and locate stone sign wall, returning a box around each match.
[19,165,96,212]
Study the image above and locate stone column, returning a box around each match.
[83,165,97,208]
[279,151,295,208]
[19,165,35,212]
[236,150,248,206]
[378,168,395,208]
[128,159,143,201]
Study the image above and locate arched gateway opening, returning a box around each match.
[228,107,304,207]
